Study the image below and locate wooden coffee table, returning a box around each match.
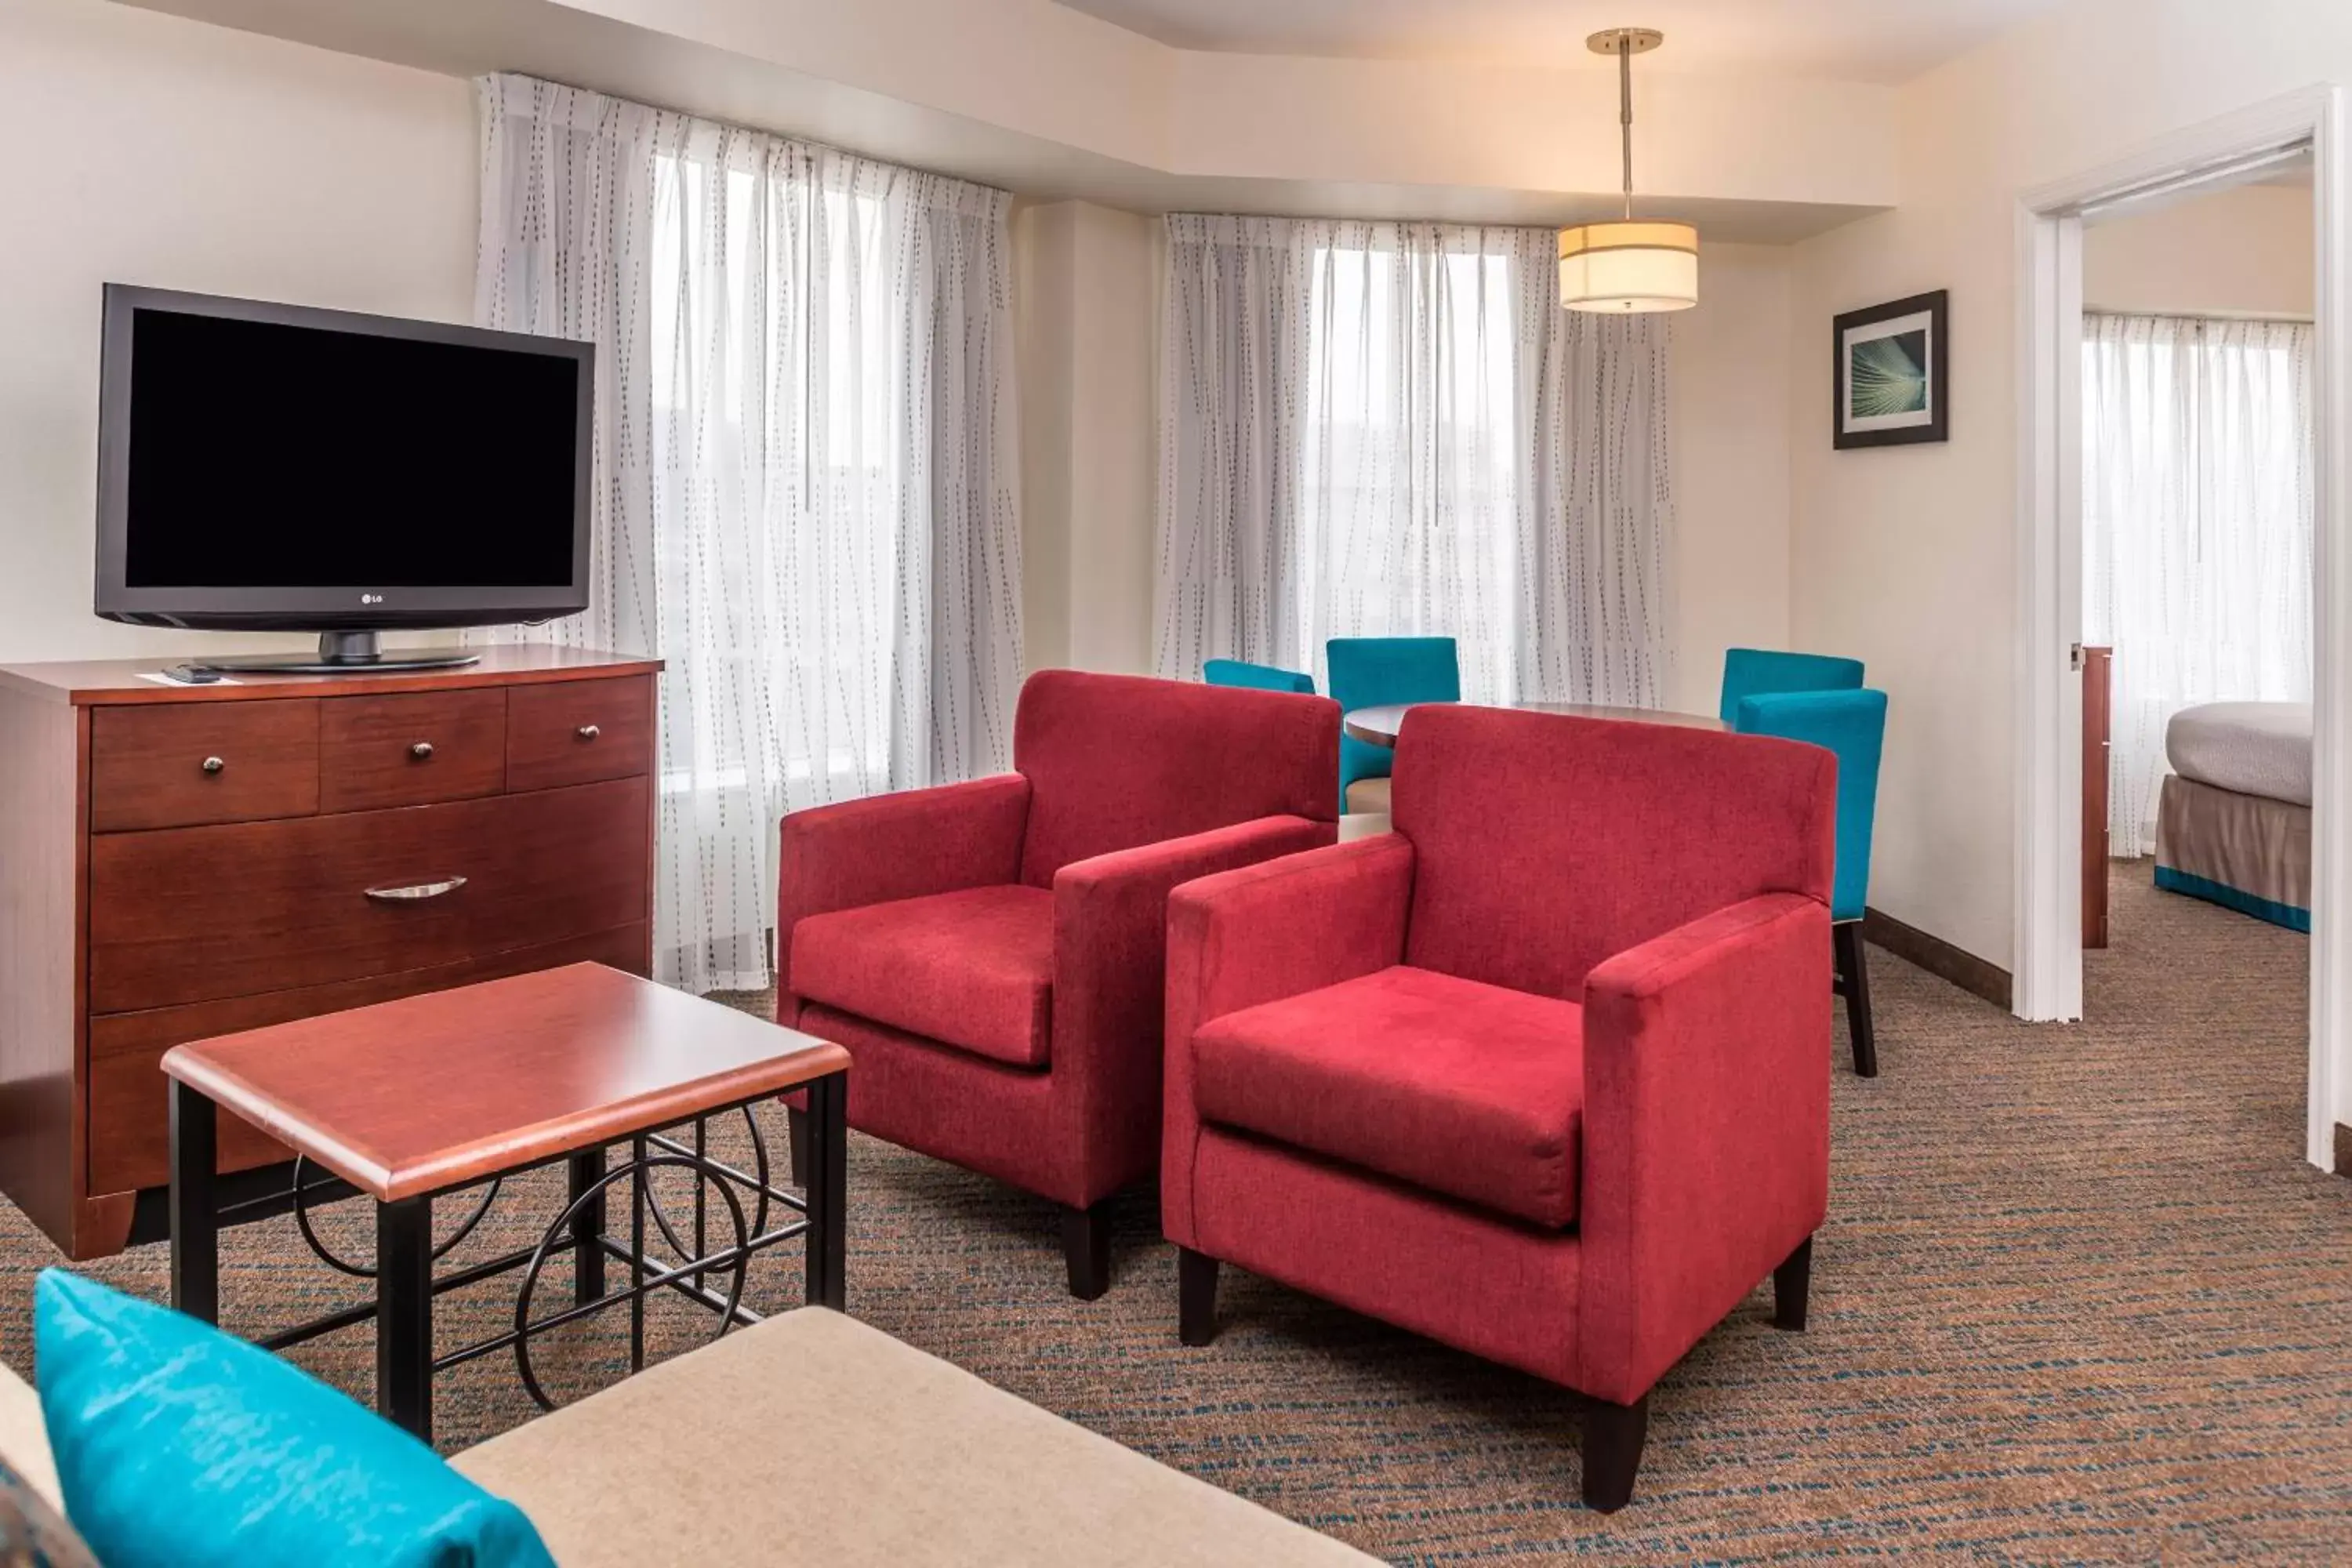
[161,962,850,1442]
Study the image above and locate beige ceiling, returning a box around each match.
[111,0,1900,239]
[1051,0,2062,84]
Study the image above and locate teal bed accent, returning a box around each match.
[2153,865,2310,934]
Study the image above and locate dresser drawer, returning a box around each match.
[90,699,319,832]
[321,689,506,812]
[88,777,651,1013]
[85,922,650,1195]
[507,676,654,792]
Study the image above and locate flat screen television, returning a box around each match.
[95,285,593,673]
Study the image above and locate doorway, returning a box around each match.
[2014,87,2350,1174]
[2082,167,2314,946]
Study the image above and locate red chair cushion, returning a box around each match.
[1392,706,1835,1001]
[1013,670,1340,886]
[789,884,1055,1068]
[1191,964,1585,1227]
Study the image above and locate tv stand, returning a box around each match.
[191,630,479,677]
[0,643,660,1258]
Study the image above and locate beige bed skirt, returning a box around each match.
[2153,772,2310,932]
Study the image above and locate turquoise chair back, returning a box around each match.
[1203,659,1316,695]
[1736,688,1887,922]
[1326,637,1461,808]
[1719,648,1864,725]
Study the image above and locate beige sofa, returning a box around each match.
[0,1308,1376,1567]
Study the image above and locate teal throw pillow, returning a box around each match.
[34,1269,553,1568]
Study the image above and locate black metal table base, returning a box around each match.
[169,1071,848,1443]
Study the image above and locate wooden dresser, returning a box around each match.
[0,645,659,1259]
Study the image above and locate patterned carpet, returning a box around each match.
[3,862,2348,1562]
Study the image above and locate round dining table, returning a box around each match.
[1341,700,1726,749]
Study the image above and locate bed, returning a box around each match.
[2154,701,2311,931]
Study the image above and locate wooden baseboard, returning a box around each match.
[2335,1122,2351,1179]
[1862,906,2013,1011]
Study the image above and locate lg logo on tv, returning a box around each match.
[360,593,384,604]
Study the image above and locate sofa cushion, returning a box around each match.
[1192,965,1584,1227]
[0,1359,60,1515]
[791,885,1055,1068]
[454,1308,1377,1567]
[0,1456,98,1568]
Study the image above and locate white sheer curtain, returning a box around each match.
[2082,312,2314,855]
[1155,216,1672,706]
[475,74,1023,992]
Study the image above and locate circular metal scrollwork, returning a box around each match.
[640,1109,771,1266]
[510,1152,750,1412]
[291,1156,501,1279]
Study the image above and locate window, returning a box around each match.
[1156,215,1672,710]
[2082,313,2314,852]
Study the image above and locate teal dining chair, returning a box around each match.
[1326,637,1461,815]
[1203,659,1316,695]
[1719,648,1864,725]
[1736,688,1889,1076]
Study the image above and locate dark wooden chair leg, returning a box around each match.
[786,1104,813,1189]
[1833,921,1878,1077]
[1580,1393,1650,1513]
[1062,1202,1112,1300]
[1773,1235,1813,1331]
[1178,1247,1221,1345]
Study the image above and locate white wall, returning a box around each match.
[1787,0,2352,1156]
[0,0,476,663]
[2084,181,2315,319]
[1790,0,2352,975]
[1671,243,1795,717]
[1012,199,1159,676]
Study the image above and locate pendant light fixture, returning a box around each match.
[1558,27,1698,313]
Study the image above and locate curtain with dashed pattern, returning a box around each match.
[473,74,1023,993]
[1153,215,1674,709]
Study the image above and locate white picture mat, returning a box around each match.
[1842,307,1937,432]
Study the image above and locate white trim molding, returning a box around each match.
[2013,85,2350,1173]
[2309,85,2350,1176]
[2014,200,2085,1022]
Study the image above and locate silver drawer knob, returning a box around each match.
[200,756,225,775]
[410,741,434,760]
[576,724,601,742]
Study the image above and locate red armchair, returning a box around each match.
[779,670,1339,1297]
[1163,706,1837,1509]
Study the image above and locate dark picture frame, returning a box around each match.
[1833,289,1948,449]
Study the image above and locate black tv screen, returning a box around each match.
[96,286,593,633]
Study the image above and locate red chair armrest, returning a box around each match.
[1051,815,1337,1199]
[1160,833,1415,1243]
[1577,891,1831,1404]
[776,775,1032,997]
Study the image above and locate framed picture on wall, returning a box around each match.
[1834,289,1948,448]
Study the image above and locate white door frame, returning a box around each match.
[2013,85,2350,1173]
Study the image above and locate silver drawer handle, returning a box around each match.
[364,876,468,902]
[576,724,601,741]
[410,741,434,760]
[201,756,225,775]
